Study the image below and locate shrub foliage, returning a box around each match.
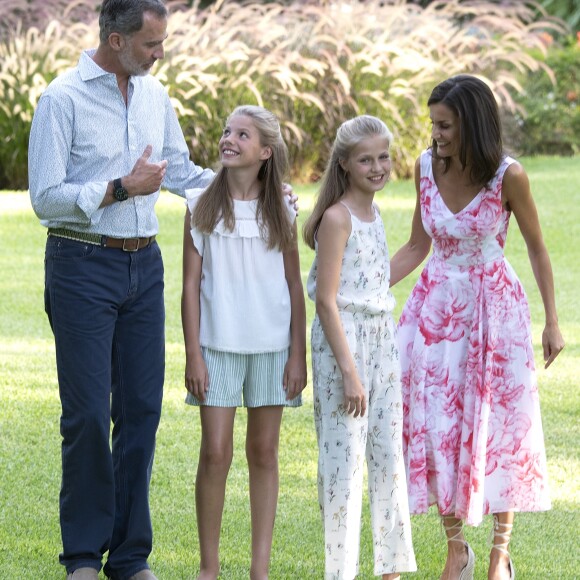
[0,0,570,189]
[511,38,580,156]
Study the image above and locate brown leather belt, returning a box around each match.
[48,228,156,252]
[102,236,156,251]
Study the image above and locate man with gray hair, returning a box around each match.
[28,1,214,578]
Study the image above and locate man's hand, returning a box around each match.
[283,182,299,213]
[124,145,168,196]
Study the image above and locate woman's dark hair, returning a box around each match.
[99,0,168,43]
[428,74,503,187]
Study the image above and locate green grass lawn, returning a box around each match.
[0,156,578,578]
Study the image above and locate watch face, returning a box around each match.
[113,185,129,201]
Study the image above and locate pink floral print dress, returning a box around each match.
[397,149,551,526]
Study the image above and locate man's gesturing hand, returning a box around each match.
[125,145,168,196]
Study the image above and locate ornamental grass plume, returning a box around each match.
[159,0,568,180]
[0,0,569,189]
[0,18,97,189]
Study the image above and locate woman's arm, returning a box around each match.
[282,222,308,400]
[315,204,366,417]
[181,208,209,399]
[503,162,565,368]
[390,158,431,286]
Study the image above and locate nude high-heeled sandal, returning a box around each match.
[442,518,475,580]
[491,515,515,579]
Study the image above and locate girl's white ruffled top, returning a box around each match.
[186,188,296,353]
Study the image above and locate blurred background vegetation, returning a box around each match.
[0,0,578,190]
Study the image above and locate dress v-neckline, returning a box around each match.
[436,186,484,216]
[429,161,485,216]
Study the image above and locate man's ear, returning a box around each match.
[108,32,125,52]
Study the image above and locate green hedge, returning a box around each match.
[510,39,580,156]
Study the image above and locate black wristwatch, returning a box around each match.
[113,178,129,202]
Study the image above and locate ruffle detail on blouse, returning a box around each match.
[212,217,262,239]
[185,189,296,253]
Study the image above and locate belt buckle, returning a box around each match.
[122,238,140,252]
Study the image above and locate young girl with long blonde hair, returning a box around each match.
[303,115,416,579]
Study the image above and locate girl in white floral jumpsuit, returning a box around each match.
[303,116,416,579]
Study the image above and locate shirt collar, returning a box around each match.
[78,49,112,82]
[78,49,137,97]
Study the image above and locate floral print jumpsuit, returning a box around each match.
[308,202,416,579]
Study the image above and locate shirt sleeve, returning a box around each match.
[185,188,206,256]
[28,93,107,225]
[161,94,215,198]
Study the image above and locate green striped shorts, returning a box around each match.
[185,347,302,408]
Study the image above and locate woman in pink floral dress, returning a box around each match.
[390,75,564,580]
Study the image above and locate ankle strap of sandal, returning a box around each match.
[442,517,465,544]
[490,515,513,555]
